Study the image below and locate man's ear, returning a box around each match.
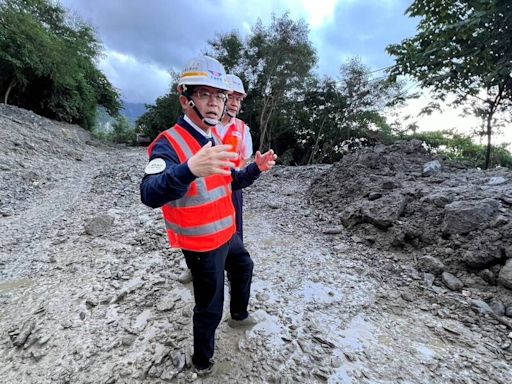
[179,95,189,109]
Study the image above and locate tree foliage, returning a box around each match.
[205,14,410,164]
[387,0,512,168]
[0,0,121,129]
[136,75,181,140]
[403,129,512,168]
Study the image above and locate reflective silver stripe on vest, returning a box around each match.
[165,215,233,236]
[169,185,228,208]
[166,128,229,208]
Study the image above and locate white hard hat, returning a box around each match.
[226,74,246,96]
[178,56,231,92]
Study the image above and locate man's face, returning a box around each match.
[226,92,244,117]
[181,85,227,129]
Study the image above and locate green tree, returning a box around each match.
[0,0,120,129]
[136,76,181,140]
[111,115,135,144]
[296,58,410,163]
[387,0,512,168]
[208,13,317,152]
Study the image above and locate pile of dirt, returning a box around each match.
[309,140,512,316]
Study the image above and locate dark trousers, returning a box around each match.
[232,189,243,240]
[183,234,253,369]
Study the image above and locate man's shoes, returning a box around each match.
[178,269,193,284]
[193,360,216,377]
[227,314,259,328]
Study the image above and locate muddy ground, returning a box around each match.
[0,104,511,383]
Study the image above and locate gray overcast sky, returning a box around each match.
[59,0,418,104]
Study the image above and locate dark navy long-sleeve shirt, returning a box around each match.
[140,117,261,209]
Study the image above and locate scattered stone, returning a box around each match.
[442,199,499,235]
[422,160,441,177]
[84,215,115,236]
[469,299,493,315]
[156,297,176,312]
[498,260,512,289]
[487,176,507,185]
[322,226,344,235]
[489,299,506,317]
[417,256,445,275]
[11,321,35,348]
[442,272,463,291]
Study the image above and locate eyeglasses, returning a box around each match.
[228,95,243,103]
[193,90,227,103]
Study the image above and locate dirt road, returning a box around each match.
[1,143,511,383]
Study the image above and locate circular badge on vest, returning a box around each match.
[145,158,166,174]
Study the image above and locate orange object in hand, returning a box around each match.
[224,134,238,153]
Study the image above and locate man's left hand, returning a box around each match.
[255,149,277,172]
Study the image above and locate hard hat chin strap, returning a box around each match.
[186,96,218,126]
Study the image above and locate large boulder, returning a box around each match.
[360,194,407,230]
[442,199,499,235]
[463,248,503,269]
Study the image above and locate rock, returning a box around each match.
[382,179,401,190]
[361,194,407,229]
[498,260,512,289]
[156,297,176,312]
[423,273,435,287]
[422,160,442,177]
[84,215,115,236]
[11,321,35,347]
[442,272,463,291]
[478,269,496,285]
[463,249,502,269]
[504,245,512,259]
[487,176,507,185]
[420,192,453,208]
[492,215,509,227]
[340,204,363,229]
[368,192,382,201]
[489,299,506,316]
[442,199,500,235]
[417,256,445,275]
[171,351,185,370]
[500,194,512,205]
[469,299,493,315]
[322,226,344,235]
[147,365,163,378]
[121,335,136,347]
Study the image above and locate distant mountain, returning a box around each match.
[121,101,147,126]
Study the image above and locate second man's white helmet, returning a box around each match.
[226,74,246,97]
[178,56,231,92]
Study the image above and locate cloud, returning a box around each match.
[59,0,417,102]
[98,50,172,103]
[315,0,417,76]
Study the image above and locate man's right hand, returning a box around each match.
[187,142,238,177]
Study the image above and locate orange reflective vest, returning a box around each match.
[147,124,235,252]
[214,118,246,169]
